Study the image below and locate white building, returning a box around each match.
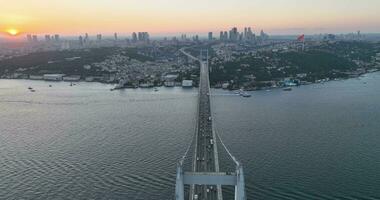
[182,80,193,87]
[29,75,43,80]
[222,83,229,89]
[43,74,65,81]
[164,81,175,87]
[63,75,81,81]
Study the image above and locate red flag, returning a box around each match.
[297,34,305,42]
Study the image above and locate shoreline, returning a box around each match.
[1,70,379,91]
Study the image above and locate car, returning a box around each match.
[194,194,198,200]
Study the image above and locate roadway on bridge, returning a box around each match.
[192,58,221,200]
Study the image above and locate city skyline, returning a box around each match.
[1,0,380,38]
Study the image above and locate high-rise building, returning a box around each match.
[181,34,187,40]
[84,33,89,43]
[26,34,32,42]
[114,32,118,40]
[45,35,51,42]
[96,34,102,42]
[32,35,38,42]
[137,32,149,42]
[193,35,199,42]
[79,36,84,46]
[54,34,60,42]
[219,31,224,41]
[260,30,269,40]
[132,32,137,42]
[223,31,228,41]
[208,32,213,41]
[229,27,238,41]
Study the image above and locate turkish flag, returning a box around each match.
[297,34,305,42]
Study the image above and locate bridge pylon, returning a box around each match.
[175,162,246,200]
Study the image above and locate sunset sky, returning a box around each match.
[1,0,380,37]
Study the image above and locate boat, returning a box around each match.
[30,89,36,92]
[28,87,33,90]
[242,92,251,97]
[154,87,159,92]
[49,85,52,87]
[283,87,292,91]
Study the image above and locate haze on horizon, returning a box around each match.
[1,0,380,37]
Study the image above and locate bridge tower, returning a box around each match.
[175,161,247,200]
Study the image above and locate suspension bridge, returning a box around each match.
[175,48,246,200]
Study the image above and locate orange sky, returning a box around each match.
[1,0,380,37]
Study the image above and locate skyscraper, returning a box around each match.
[229,27,238,41]
[32,35,38,42]
[193,35,199,42]
[132,32,137,42]
[137,32,149,42]
[223,31,228,41]
[45,35,51,42]
[96,34,102,42]
[79,36,84,46]
[26,34,32,42]
[84,33,89,43]
[54,34,60,42]
[208,32,213,41]
[114,32,118,40]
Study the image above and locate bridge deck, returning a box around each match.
[191,57,222,200]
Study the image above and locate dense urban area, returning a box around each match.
[1,28,380,91]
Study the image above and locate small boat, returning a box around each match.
[283,87,292,91]
[28,87,33,90]
[30,89,36,92]
[154,87,159,92]
[70,82,73,86]
[242,92,251,97]
[49,85,52,87]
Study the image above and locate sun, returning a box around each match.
[6,28,20,36]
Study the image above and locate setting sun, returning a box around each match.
[6,28,20,36]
